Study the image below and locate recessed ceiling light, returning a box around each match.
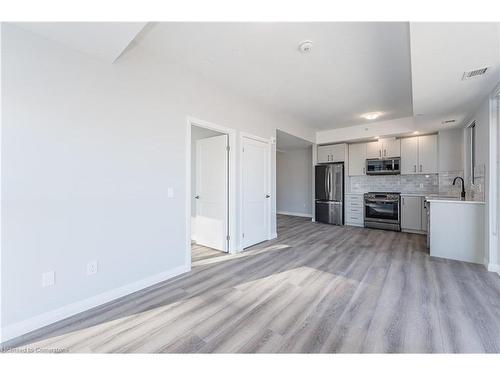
[374,136,380,139]
[362,112,382,120]
[413,131,419,135]
[298,40,313,53]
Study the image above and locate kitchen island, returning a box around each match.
[426,196,485,264]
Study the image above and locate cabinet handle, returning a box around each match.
[363,167,365,174]
[379,149,381,157]
[420,165,422,172]
[402,197,405,205]
[384,149,387,156]
[414,165,416,173]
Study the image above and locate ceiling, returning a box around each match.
[13,22,500,135]
[135,22,414,130]
[410,22,500,128]
[276,130,312,151]
[13,22,146,63]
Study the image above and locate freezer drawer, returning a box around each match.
[315,201,343,225]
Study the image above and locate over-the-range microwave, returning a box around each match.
[366,157,400,175]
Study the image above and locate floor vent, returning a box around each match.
[462,67,489,80]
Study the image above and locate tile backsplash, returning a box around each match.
[349,174,439,194]
[349,169,485,202]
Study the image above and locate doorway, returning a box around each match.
[190,124,229,262]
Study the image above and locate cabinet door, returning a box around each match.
[366,141,381,159]
[317,145,331,163]
[401,137,418,175]
[418,135,438,174]
[331,144,346,162]
[383,139,401,158]
[348,143,367,176]
[401,196,422,231]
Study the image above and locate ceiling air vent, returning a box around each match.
[441,119,456,125]
[462,67,489,80]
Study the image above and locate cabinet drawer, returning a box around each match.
[347,201,362,208]
[346,195,363,202]
[346,215,363,224]
[347,207,362,214]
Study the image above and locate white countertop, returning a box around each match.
[425,197,485,205]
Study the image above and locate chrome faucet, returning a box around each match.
[453,177,466,200]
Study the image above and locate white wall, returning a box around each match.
[438,128,463,172]
[0,24,315,340]
[276,147,313,217]
[0,22,3,342]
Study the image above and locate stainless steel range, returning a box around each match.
[364,192,401,231]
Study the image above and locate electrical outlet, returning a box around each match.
[419,183,424,188]
[87,261,98,276]
[42,271,55,287]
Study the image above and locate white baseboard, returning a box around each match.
[270,232,278,240]
[1,264,190,344]
[277,211,312,218]
[487,262,500,275]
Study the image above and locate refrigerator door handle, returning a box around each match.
[326,168,331,199]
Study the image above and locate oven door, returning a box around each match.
[364,199,399,223]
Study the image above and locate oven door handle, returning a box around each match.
[364,199,399,204]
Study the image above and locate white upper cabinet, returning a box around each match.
[418,135,438,173]
[365,139,400,158]
[382,138,401,158]
[317,146,331,163]
[317,144,345,163]
[401,135,438,174]
[401,137,419,174]
[366,141,381,159]
[348,143,367,176]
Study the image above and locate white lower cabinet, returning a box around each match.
[401,195,427,233]
[345,194,364,227]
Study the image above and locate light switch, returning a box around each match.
[167,187,174,198]
[42,271,55,287]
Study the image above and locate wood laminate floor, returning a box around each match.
[4,215,500,353]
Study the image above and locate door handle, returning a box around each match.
[363,167,365,174]
[195,195,200,199]
[265,194,271,198]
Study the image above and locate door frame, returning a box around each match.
[239,132,273,250]
[186,116,237,268]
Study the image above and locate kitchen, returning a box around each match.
[314,128,486,265]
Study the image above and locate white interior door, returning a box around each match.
[195,134,228,252]
[242,136,270,249]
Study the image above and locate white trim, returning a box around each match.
[277,210,313,218]
[270,232,278,239]
[186,116,237,256]
[488,90,499,270]
[487,262,500,275]
[239,132,273,250]
[1,264,189,344]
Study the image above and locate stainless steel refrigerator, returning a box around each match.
[315,163,344,225]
